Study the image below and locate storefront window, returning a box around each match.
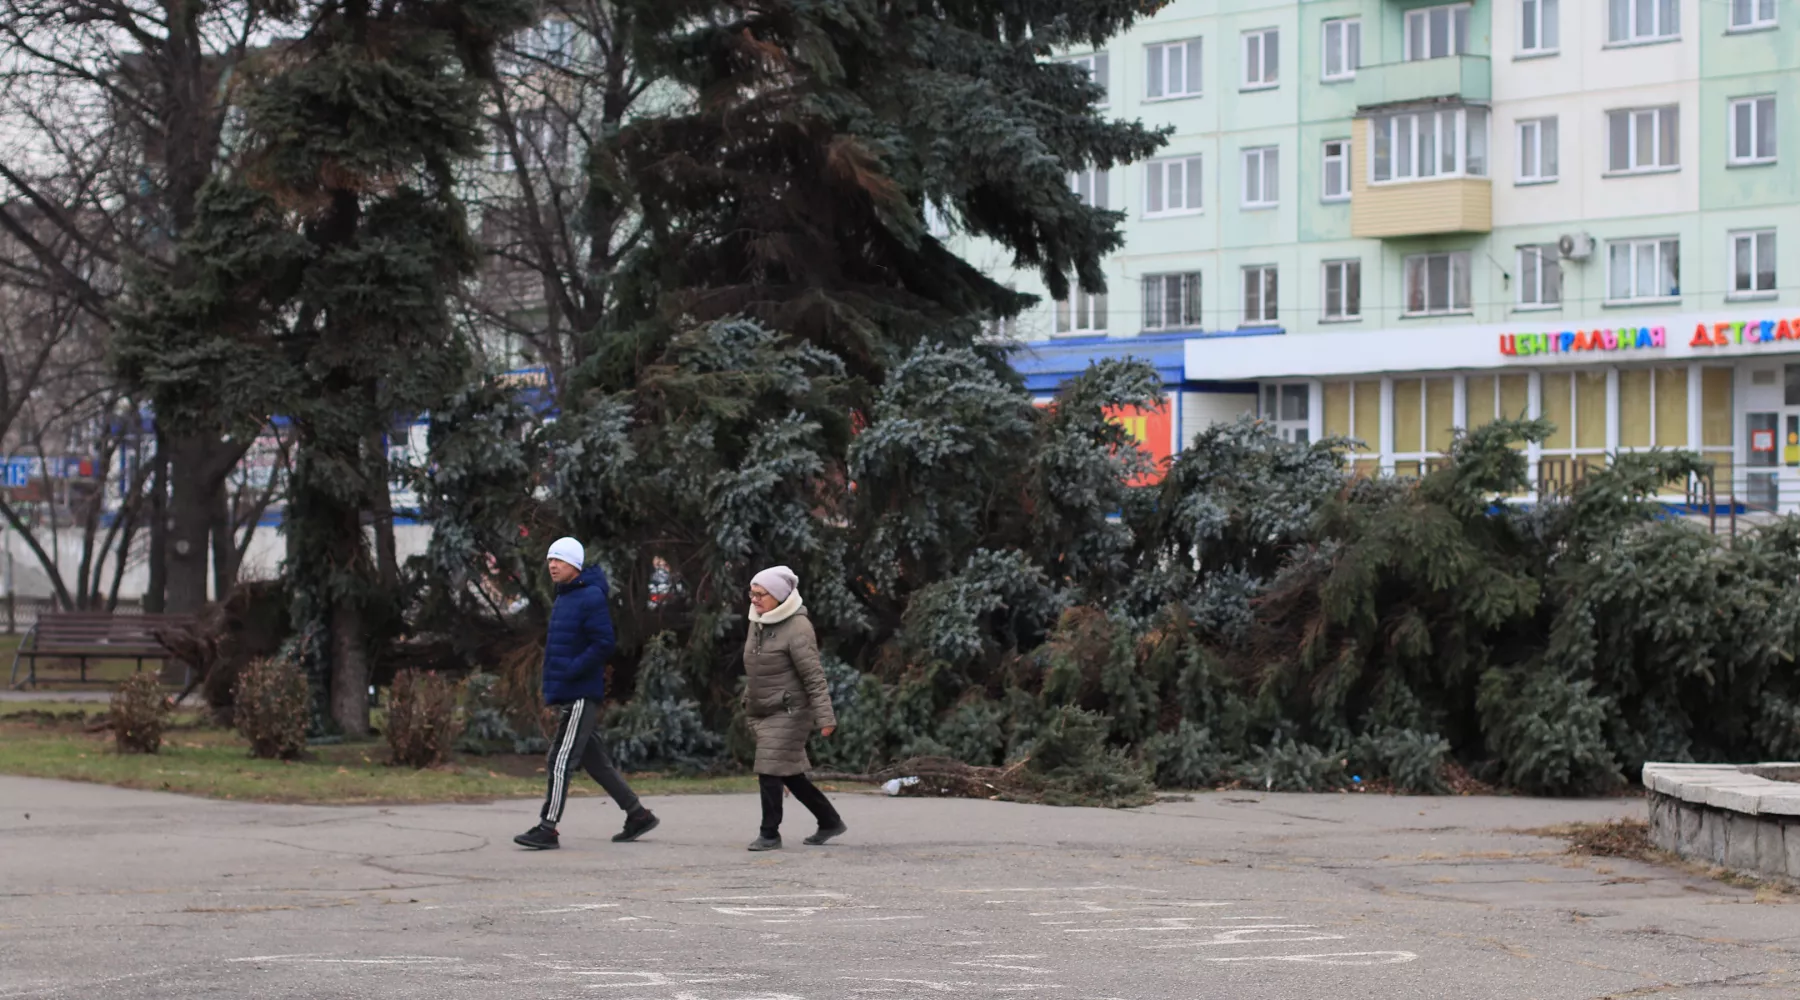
[1702,367,1734,498]
[1619,369,1652,448]
[1575,371,1607,450]
[1262,382,1311,444]
[1655,366,1689,449]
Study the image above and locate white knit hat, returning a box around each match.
[547,537,585,569]
[751,565,798,602]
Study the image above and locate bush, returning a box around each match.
[386,669,465,768]
[1145,721,1235,789]
[1349,727,1452,794]
[1239,739,1347,792]
[603,633,723,771]
[456,671,546,755]
[234,656,311,759]
[110,673,169,754]
[1014,705,1155,808]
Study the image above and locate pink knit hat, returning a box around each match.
[751,565,798,602]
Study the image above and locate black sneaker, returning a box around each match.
[613,809,660,843]
[747,835,782,852]
[514,823,560,850]
[804,821,848,846]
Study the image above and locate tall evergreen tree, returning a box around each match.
[573,0,1169,660]
[229,0,536,733]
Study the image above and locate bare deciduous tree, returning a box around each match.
[0,0,272,613]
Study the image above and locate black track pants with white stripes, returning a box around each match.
[540,697,640,825]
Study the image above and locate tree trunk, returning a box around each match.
[165,435,215,613]
[164,433,253,613]
[211,482,239,603]
[368,429,399,591]
[330,595,370,737]
[145,437,168,613]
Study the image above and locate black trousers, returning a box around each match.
[758,772,840,839]
[541,698,640,825]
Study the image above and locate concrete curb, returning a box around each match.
[1642,762,1800,879]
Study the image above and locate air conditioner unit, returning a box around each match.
[1558,233,1595,261]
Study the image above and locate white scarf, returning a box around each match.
[749,590,804,625]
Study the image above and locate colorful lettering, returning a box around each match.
[1652,326,1666,347]
[1499,334,1517,355]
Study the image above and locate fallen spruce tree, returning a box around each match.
[402,1,1800,803]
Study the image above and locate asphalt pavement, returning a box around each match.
[1,776,1794,999]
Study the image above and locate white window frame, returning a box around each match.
[1146,38,1203,101]
[1404,4,1471,61]
[1728,0,1777,32]
[1728,96,1777,166]
[1606,106,1679,174]
[1066,52,1110,107]
[1141,272,1202,331]
[1322,259,1361,321]
[1520,0,1559,55]
[1242,28,1279,90]
[1402,251,1473,316]
[1055,288,1108,335]
[1241,146,1279,208]
[1321,18,1360,82]
[1605,237,1680,304]
[1731,230,1777,299]
[1144,156,1204,217]
[1516,244,1562,309]
[1069,168,1110,209]
[1242,265,1278,325]
[1607,0,1678,44]
[1517,117,1558,183]
[1260,382,1312,445]
[1369,107,1489,183]
[1321,139,1351,201]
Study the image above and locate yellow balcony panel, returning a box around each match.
[1349,119,1491,238]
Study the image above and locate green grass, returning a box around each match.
[0,714,759,804]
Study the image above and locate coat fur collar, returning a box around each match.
[749,591,804,625]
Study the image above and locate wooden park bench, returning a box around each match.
[7,611,196,689]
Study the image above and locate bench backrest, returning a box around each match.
[33,612,196,650]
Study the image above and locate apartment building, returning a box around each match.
[981,0,1800,506]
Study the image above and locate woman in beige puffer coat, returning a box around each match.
[743,565,846,851]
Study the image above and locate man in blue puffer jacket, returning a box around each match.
[515,537,660,850]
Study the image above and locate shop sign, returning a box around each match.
[1499,327,1666,357]
[1689,318,1800,348]
[1107,402,1173,486]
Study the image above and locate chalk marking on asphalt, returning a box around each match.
[532,903,622,914]
[952,961,1053,973]
[1028,901,1235,915]
[558,970,763,987]
[1141,929,1350,949]
[1204,951,1419,966]
[681,892,848,902]
[836,915,925,922]
[955,886,1166,894]
[632,993,807,1000]
[227,955,462,965]
[1067,922,1314,934]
